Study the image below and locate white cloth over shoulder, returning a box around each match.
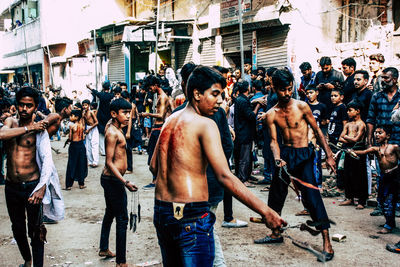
[31,130,64,221]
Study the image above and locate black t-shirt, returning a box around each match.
[328,103,348,142]
[315,69,344,110]
[351,88,373,122]
[308,102,328,127]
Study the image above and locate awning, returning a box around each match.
[0,0,21,16]
[0,70,15,74]
[122,26,157,43]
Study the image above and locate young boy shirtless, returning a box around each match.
[99,98,138,267]
[65,109,88,190]
[352,125,400,234]
[339,101,368,209]
[82,99,99,167]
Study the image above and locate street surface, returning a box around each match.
[0,138,399,266]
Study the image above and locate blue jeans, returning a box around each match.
[99,175,128,264]
[153,199,215,267]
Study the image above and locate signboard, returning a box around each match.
[220,0,251,26]
[252,31,257,69]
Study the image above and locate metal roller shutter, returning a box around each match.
[257,27,288,68]
[199,38,215,66]
[108,43,125,83]
[175,42,193,69]
[222,31,252,54]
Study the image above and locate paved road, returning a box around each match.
[0,138,399,266]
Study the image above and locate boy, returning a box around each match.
[65,109,88,190]
[99,98,138,267]
[82,99,99,167]
[338,101,367,209]
[327,87,348,191]
[352,125,400,234]
[305,85,328,186]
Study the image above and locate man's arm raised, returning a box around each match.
[200,119,286,230]
[303,102,336,173]
[0,117,47,140]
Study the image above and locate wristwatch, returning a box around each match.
[24,126,28,133]
[125,180,130,186]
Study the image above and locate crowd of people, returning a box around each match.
[0,53,400,266]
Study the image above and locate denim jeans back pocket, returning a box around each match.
[178,212,216,255]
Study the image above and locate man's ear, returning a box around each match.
[193,88,201,101]
[110,110,117,118]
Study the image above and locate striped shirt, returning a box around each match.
[366,88,400,144]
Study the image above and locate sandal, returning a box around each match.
[378,228,392,234]
[260,186,270,192]
[79,185,87,189]
[63,187,72,191]
[355,204,365,210]
[295,210,310,216]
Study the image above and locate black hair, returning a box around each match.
[181,62,197,86]
[341,57,357,69]
[16,86,40,105]
[213,65,229,74]
[82,99,90,105]
[257,67,266,74]
[113,87,122,94]
[252,80,263,91]
[102,81,110,90]
[369,53,385,63]
[331,85,344,96]
[244,58,252,65]
[74,102,82,109]
[251,69,259,76]
[90,102,98,109]
[121,91,130,100]
[266,67,277,77]
[347,100,363,112]
[299,62,312,71]
[354,70,369,80]
[187,65,227,101]
[319,56,332,66]
[305,84,318,92]
[144,75,161,87]
[54,97,72,113]
[237,81,250,94]
[120,82,127,87]
[383,67,399,79]
[71,109,82,119]
[376,124,392,136]
[110,98,132,113]
[271,68,294,90]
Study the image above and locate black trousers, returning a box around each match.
[268,145,330,230]
[99,174,128,264]
[66,140,88,187]
[234,142,252,182]
[343,154,368,205]
[5,179,44,267]
[223,189,233,222]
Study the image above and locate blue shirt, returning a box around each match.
[366,89,400,144]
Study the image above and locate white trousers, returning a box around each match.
[99,133,105,156]
[86,126,99,165]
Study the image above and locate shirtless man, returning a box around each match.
[141,75,170,189]
[352,125,400,235]
[338,101,368,209]
[99,98,138,267]
[0,87,48,267]
[259,69,336,261]
[150,66,285,267]
[82,99,99,167]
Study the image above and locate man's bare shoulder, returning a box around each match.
[295,99,310,111]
